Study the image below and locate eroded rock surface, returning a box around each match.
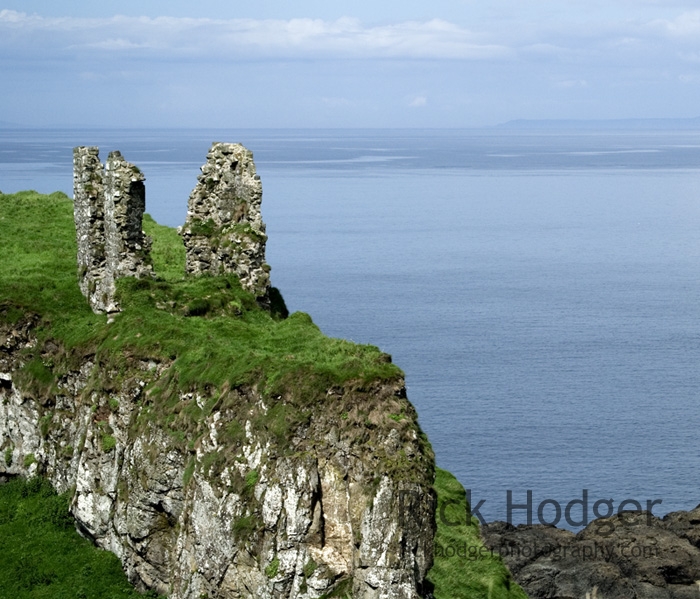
[482,509,700,599]
[181,143,270,300]
[0,313,435,598]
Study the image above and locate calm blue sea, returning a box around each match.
[2,128,700,528]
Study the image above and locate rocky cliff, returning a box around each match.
[0,146,436,598]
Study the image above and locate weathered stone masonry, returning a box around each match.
[72,147,153,314]
[73,142,271,313]
[104,151,153,282]
[180,143,271,300]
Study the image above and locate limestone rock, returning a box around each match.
[0,313,435,598]
[181,143,270,300]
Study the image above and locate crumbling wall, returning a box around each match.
[74,142,272,312]
[104,151,152,280]
[180,143,271,300]
[73,147,112,312]
[72,147,153,314]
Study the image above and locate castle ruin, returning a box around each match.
[73,143,270,313]
[180,143,270,300]
[73,147,153,314]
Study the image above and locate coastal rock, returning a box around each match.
[180,143,270,301]
[0,312,435,598]
[482,509,700,599]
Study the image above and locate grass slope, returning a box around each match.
[429,468,527,599]
[0,476,160,599]
[0,191,399,395]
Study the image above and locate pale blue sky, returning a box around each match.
[2,1,700,127]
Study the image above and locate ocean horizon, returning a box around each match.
[2,127,699,528]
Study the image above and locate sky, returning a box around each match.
[2,1,700,127]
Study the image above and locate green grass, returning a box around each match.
[0,476,161,599]
[0,191,101,350]
[0,192,398,393]
[264,556,279,579]
[0,191,515,597]
[142,214,186,281]
[427,468,527,599]
[0,192,409,463]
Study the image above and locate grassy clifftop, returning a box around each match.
[1,191,422,469]
[0,190,399,398]
[0,190,525,599]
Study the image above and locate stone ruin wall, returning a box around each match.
[180,142,270,300]
[73,147,153,314]
[73,142,270,313]
[73,147,112,312]
[103,151,153,282]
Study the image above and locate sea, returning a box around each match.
[2,127,700,529]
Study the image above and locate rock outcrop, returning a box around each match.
[482,509,700,599]
[2,149,437,598]
[0,314,435,598]
[180,143,270,301]
[72,147,153,314]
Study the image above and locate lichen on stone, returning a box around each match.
[72,147,154,314]
[180,143,271,303]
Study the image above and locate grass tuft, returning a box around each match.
[427,468,527,599]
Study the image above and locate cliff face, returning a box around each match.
[0,315,434,598]
[0,146,436,599]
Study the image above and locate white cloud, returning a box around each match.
[409,96,427,107]
[0,10,511,60]
[84,38,154,51]
[3,8,700,88]
[652,9,700,36]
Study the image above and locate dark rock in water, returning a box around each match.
[482,508,700,599]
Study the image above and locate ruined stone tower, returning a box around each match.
[73,147,153,314]
[180,143,270,300]
[74,142,270,312]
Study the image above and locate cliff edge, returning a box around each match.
[0,145,436,599]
